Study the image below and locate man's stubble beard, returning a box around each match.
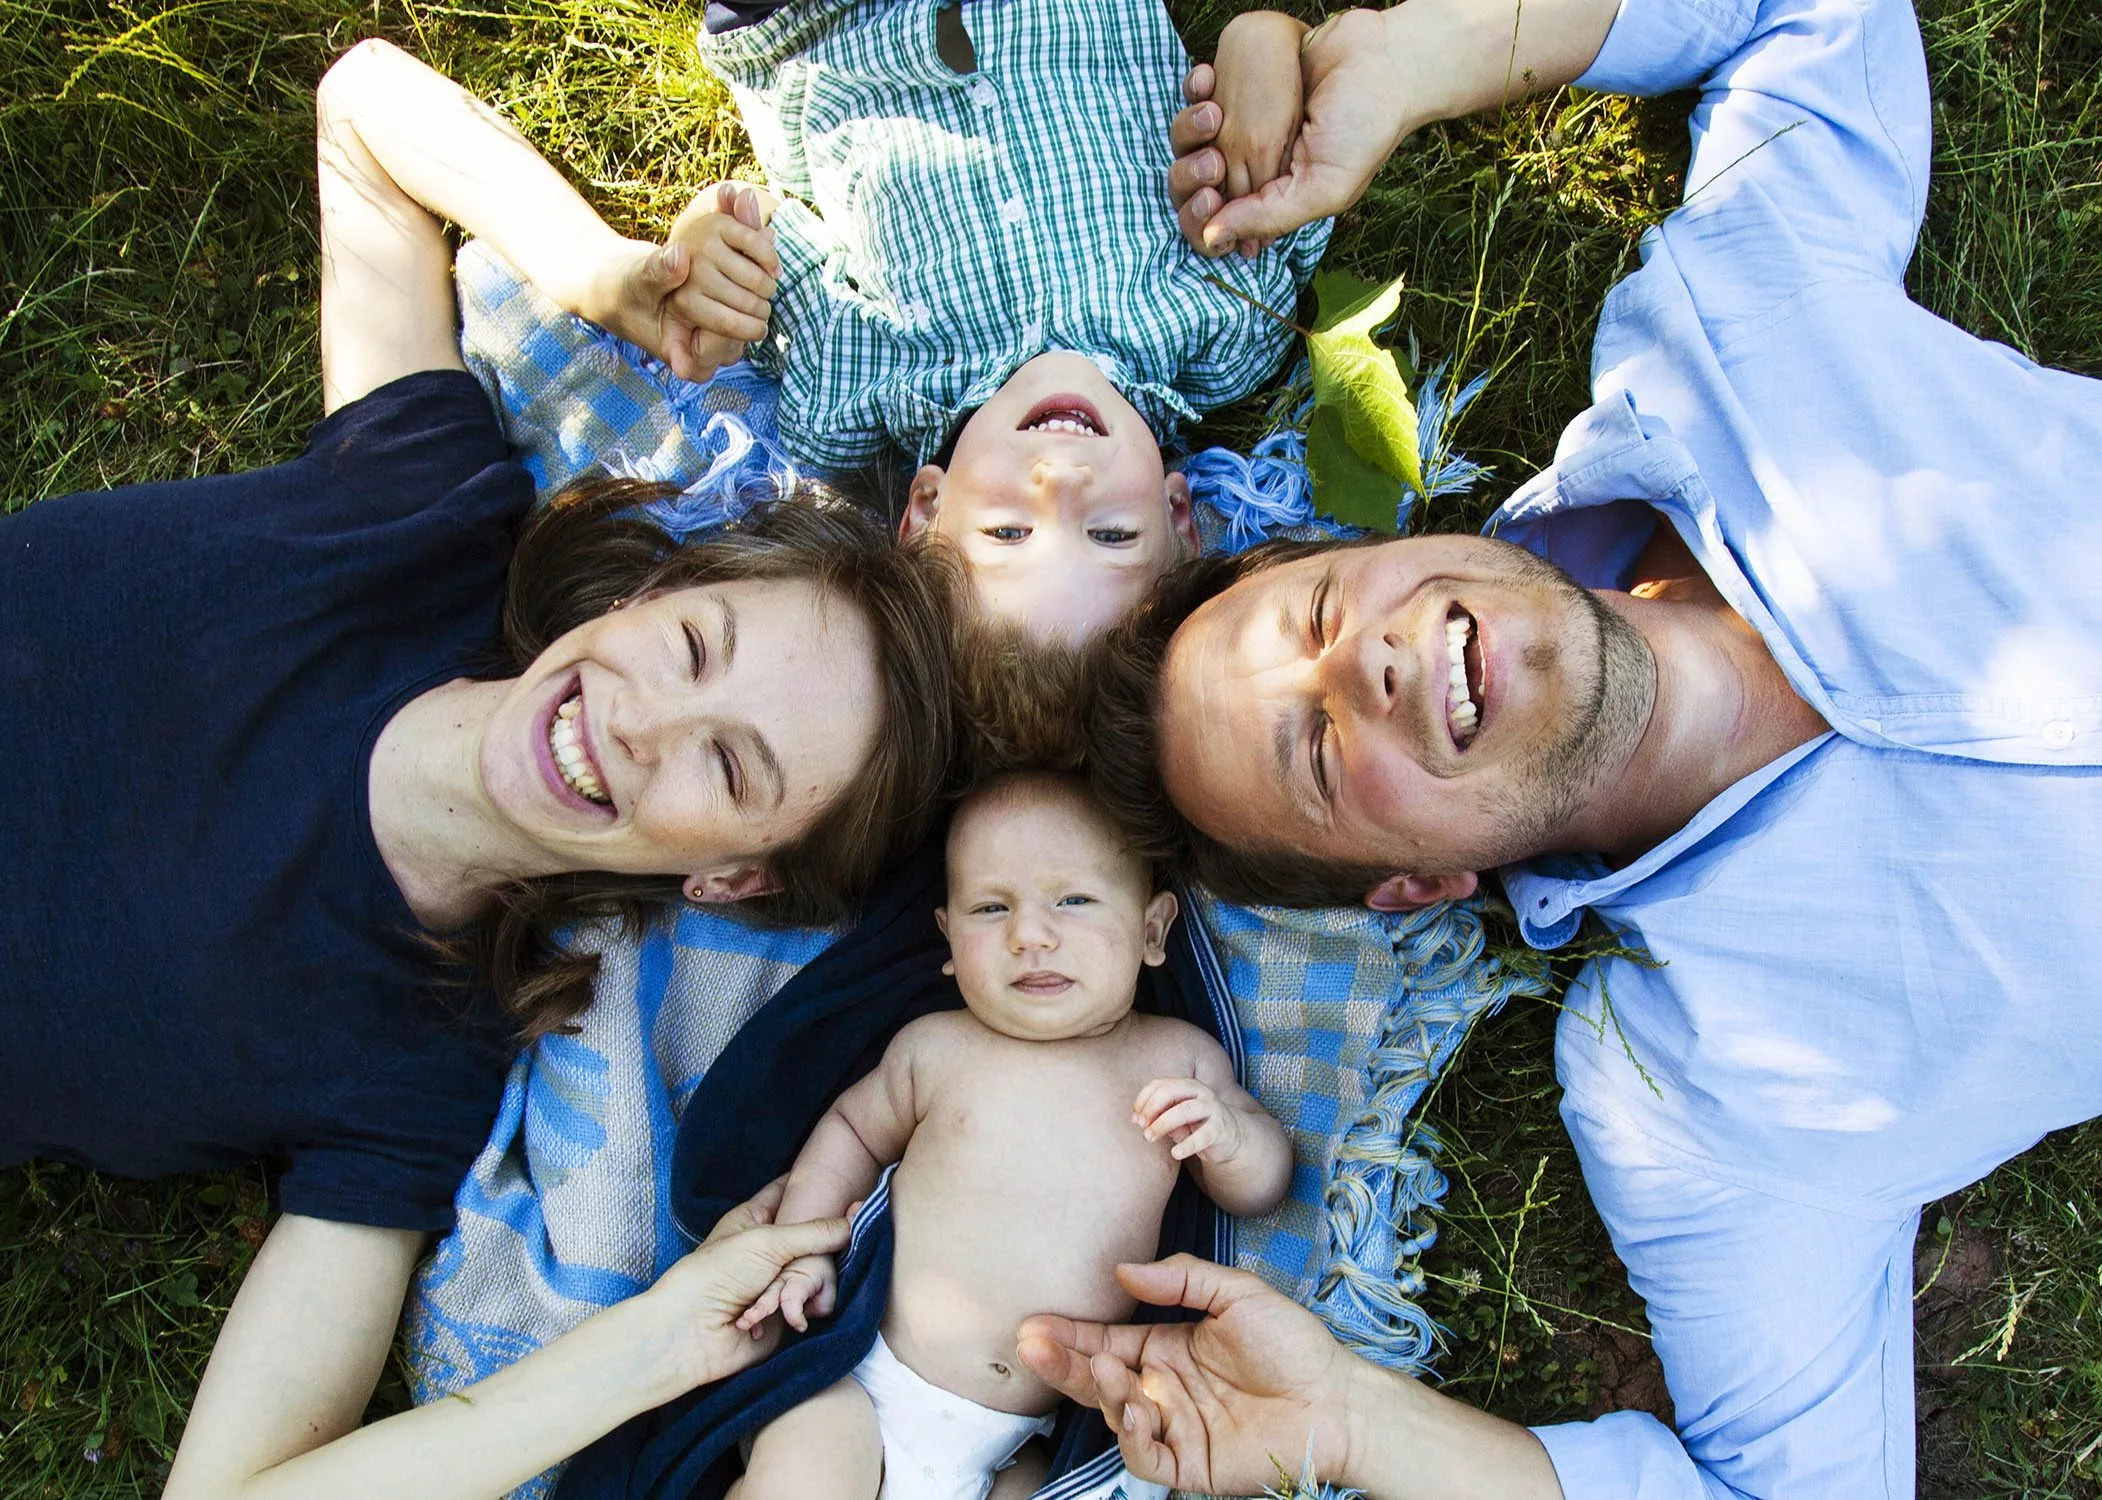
[1480,581,1656,868]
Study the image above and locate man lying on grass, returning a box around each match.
[1043,0,2102,1496]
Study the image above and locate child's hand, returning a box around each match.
[1209,11,1312,248]
[660,180,782,382]
[1134,1077,1248,1165]
[735,1251,838,1335]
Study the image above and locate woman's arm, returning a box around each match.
[164,1188,847,1500]
[315,39,773,408]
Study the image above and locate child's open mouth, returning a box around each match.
[1017,394,1106,438]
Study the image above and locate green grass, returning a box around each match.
[2,0,2099,1495]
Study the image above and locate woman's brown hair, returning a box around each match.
[457,476,958,1039]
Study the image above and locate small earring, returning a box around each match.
[684,882,706,904]
[611,597,627,612]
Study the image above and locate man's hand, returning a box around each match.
[1208,11,1313,255]
[636,1178,850,1398]
[1016,1256,1373,1495]
[734,1251,839,1335]
[1134,1076,1246,1165]
[1170,9,1411,256]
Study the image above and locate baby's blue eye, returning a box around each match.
[1056,894,1096,907]
[981,526,1029,542]
[972,902,1009,916]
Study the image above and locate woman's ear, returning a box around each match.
[900,466,945,541]
[1164,471,1198,556]
[1140,889,1180,966]
[1363,870,1479,912]
[685,864,782,905]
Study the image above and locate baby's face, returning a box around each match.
[937,778,1178,1042]
[901,353,1200,643]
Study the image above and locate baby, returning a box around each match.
[643,0,1329,644]
[727,772,1291,1500]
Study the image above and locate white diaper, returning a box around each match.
[848,1333,1057,1500]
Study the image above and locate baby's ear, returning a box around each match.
[900,466,944,541]
[1140,889,1180,966]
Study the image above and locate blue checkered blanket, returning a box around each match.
[406,243,1543,1499]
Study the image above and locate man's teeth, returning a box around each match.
[549,694,609,804]
[1445,615,1480,745]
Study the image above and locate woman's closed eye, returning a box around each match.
[712,739,743,803]
[683,621,707,680]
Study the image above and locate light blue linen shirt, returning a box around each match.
[1478,0,2102,1493]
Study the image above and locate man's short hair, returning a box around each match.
[1084,535,1401,909]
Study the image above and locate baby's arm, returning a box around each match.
[737,1030,924,1333]
[1210,12,1313,206]
[1133,1039,1291,1218]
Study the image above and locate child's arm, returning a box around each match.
[736,1026,927,1332]
[1208,10,1313,255]
[1133,1043,1292,1218]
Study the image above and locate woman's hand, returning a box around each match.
[635,1176,851,1399]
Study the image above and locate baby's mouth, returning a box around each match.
[1444,607,1484,749]
[1017,394,1105,438]
[1012,971,1074,995]
[548,691,610,805]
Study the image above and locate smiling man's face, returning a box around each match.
[1157,535,1654,887]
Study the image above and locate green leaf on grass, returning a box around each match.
[1305,268,1423,531]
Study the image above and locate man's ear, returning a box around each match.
[1140,889,1180,966]
[1164,471,1199,556]
[684,864,782,905]
[900,466,945,542]
[1363,871,1479,912]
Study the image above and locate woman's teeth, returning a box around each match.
[549,694,609,805]
[1446,614,1480,746]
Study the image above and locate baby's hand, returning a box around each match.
[659,180,781,382]
[735,1251,838,1336]
[1134,1076,1247,1165]
[1210,11,1311,231]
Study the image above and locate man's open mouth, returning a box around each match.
[548,690,611,805]
[1445,606,1485,748]
[1017,394,1105,438]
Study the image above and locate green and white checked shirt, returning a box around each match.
[700,0,1331,474]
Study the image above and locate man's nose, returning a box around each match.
[1319,626,1403,718]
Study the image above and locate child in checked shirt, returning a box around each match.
[665,0,1329,645]
[725,772,1290,1500]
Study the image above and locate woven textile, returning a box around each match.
[697,0,1330,470]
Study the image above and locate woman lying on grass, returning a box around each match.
[0,37,955,1498]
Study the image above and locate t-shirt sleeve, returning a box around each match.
[297,367,525,530]
[276,1028,514,1234]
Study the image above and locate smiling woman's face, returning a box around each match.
[1157,535,1654,881]
[477,577,881,892]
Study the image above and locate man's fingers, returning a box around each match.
[1117,1253,1267,1315]
[1177,184,1226,256]
[1016,1327,1102,1404]
[1093,1355,1174,1484]
[1200,173,1329,256]
[1180,60,1215,106]
[1015,1312,1156,1371]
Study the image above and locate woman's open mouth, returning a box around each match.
[546,686,612,808]
[1017,394,1106,438]
[1444,606,1486,749]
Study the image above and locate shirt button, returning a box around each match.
[1021,319,1045,347]
[898,298,930,329]
[968,76,997,108]
[999,194,1027,227]
[2042,720,2077,748]
[1859,717,1882,734]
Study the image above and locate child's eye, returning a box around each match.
[981,526,1030,542]
[1056,894,1096,907]
[1088,528,1137,545]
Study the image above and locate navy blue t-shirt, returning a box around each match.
[0,370,532,1232]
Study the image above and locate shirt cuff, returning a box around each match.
[1532,1411,1703,1498]
[1576,0,1760,97]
